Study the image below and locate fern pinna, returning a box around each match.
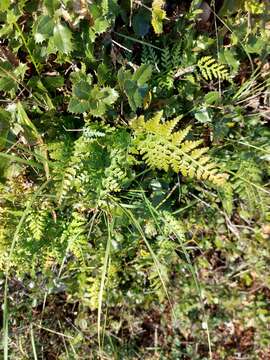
[131,111,227,186]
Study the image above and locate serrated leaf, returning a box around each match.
[73,80,92,100]
[68,98,91,113]
[0,61,17,91]
[68,85,118,115]
[34,15,54,43]
[53,23,73,54]
[98,87,119,105]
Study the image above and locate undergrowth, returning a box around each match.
[0,0,269,359]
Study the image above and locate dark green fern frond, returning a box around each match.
[131,112,227,186]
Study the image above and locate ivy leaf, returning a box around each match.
[53,23,73,54]
[68,71,118,115]
[133,64,152,85]
[151,0,166,35]
[133,8,151,37]
[118,65,152,111]
[194,108,212,124]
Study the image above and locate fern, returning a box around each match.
[141,46,159,72]
[27,205,49,241]
[101,149,128,195]
[131,112,227,186]
[197,56,229,81]
[61,210,90,265]
[142,44,184,90]
[232,160,269,220]
[219,159,269,220]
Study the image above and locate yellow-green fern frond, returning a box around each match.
[197,56,229,81]
[131,112,227,186]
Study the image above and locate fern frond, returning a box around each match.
[27,206,49,241]
[161,47,171,70]
[101,149,127,194]
[171,42,182,69]
[141,46,160,72]
[61,210,89,265]
[197,56,229,81]
[83,127,105,139]
[232,160,269,220]
[131,112,227,186]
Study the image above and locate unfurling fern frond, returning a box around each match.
[131,112,227,186]
[197,56,229,81]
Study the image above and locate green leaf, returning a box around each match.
[118,65,152,111]
[68,71,119,115]
[132,8,151,37]
[204,91,220,105]
[151,0,166,35]
[219,49,239,74]
[245,35,265,54]
[218,0,244,15]
[43,76,64,91]
[0,108,10,150]
[0,61,17,92]
[68,98,91,113]
[34,15,54,43]
[44,0,60,16]
[0,0,10,12]
[53,23,73,54]
[133,64,152,85]
[73,80,92,100]
[194,108,212,124]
